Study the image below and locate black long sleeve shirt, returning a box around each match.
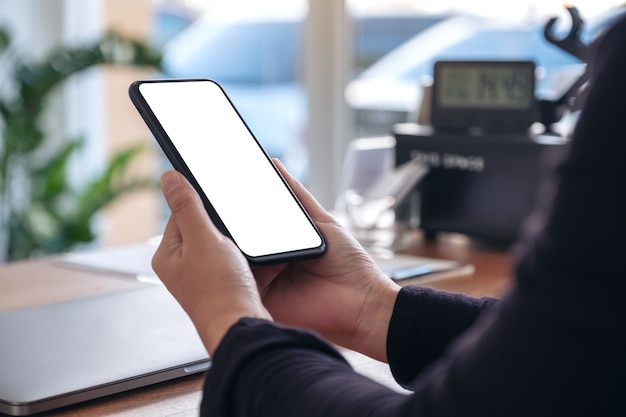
[201,14,626,417]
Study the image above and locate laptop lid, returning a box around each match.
[0,285,209,416]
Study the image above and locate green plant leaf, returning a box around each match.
[32,140,83,201]
[0,26,10,52]
[74,143,159,226]
[0,27,163,261]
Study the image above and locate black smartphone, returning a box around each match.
[129,78,325,265]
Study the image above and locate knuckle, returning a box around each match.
[151,255,162,276]
[151,247,168,276]
[168,189,200,214]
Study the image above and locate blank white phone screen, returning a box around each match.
[139,80,322,258]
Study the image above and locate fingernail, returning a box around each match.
[272,158,284,168]
[161,171,182,193]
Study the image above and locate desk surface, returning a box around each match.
[0,234,513,416]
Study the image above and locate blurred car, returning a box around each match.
[161,14,451,177]
[150,2,198,48]
[346,7,626,137]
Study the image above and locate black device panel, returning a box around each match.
[394,128,564,244]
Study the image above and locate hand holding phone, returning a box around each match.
[129,79,325,265]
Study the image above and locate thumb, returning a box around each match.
[160,170,220,244]
[272,158,335,224]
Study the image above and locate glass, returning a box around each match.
[336,137,427,252]
[345,1,626,140]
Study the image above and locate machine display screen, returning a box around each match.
[436,63,535,109]
[431,60,537,132]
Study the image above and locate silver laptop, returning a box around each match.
[0,286,209,416]
[59,238,471,286]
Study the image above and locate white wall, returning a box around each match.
[0,0,106,184]
[0,0,63,58]
[62,0,107,186]
[305,0,352,208]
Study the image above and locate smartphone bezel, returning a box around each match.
[129,78,326,265]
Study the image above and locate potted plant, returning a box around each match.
[0,27,162,262]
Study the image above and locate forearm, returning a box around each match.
[387,286,498,386]
[202,318,408,417]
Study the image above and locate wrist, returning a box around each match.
[350,276,401,362]
[196,305,272,355]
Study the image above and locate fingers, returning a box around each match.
[272,158,335,223]
[159,170,221,245]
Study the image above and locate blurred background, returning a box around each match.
[0,0,624,262]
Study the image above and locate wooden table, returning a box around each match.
[0,234,513,416]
